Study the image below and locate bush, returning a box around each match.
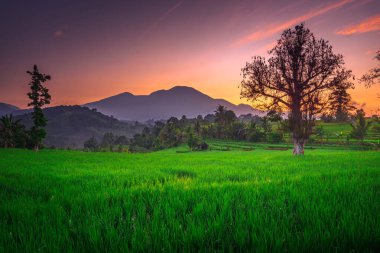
[128,145,150,153]
[268,132,284,143]
[193,141,209,151]
[247,131,264,142]
[187,132,200,150]
[83,136,98,151]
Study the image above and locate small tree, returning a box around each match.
[158,117,181,148]
[114,135,129,146]
[214,105,236,139]
[194,118,202,136]
[328,83,355,122]
[240,24,353,155]
[100,132,115,151]
[314,125,325,143]
[0,114,24,148]
[261,116,272,140]
[246,122,264,142]
[84,136,98,151]
[27,65,51,151]
[215,105,227,138]
[187,130,199,150]
[350,109,370,143]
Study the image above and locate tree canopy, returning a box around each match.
[240,23,353,154]
[27,65,51,151]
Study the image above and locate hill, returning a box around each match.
[84,86,263,121]
[0,102,20,116]
[15,106,145,148]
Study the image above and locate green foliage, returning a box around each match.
[246,122,264,142]
[100,132,115,150]
[214,105,237,139]
[127,106,380,153]
[328,83,355,122]
[350,110,370,142]
[128,105,289,152]
[371,116,380,140]
[27,65,51,151]
[15,105,143,148]
[158,117,182,148]
[0,114,27,148]
[84,133,129,152]
[314,125,325,142]
[187,130,199,150]
[267,132,284,143]
[83,136,99,151]
[0,148,379,252]
[311,120,379,143]
[186,128,208,151]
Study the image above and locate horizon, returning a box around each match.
[5,85,256,110]
[0,0,379,114]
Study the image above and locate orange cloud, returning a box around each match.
[234,0,353,46]
[337,14,380,35]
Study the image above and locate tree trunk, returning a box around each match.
[34,144,39,152]
[293,139,304,155]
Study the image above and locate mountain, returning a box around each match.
[15,106,145,148]
[0,103,20,116]
[85,86,263,121]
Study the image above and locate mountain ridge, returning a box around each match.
[85,86,263,121]
[14,105,144,148]
[0,102,20,116]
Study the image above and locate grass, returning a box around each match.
[275,120,380,143]
[317,121,380,142]
[0,147,379,252]
[207,139,376,151]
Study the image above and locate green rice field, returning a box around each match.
[0,146,379,252]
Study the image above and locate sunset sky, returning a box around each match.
[0,0,379,114]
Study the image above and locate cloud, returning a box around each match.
[141,1,183,38]
[54,26,68,38]
[337,13,380,35]
[154,1,183,26]
[233,0,353,47]
[54,30,64,38]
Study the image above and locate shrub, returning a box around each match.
[194,141,209,151]
[268,132,284,143]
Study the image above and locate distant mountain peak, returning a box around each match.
[111,91,134,98]
[84,86,263,121]
[150,86,203,96]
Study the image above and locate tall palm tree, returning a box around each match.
[214,105,227,139]
[0,114,23,148]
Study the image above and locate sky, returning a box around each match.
[0,0,379,114]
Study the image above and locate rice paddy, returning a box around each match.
[0,146,379,252]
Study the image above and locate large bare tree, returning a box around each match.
[240,24,353,155]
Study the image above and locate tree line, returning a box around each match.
[83,104,378,153]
